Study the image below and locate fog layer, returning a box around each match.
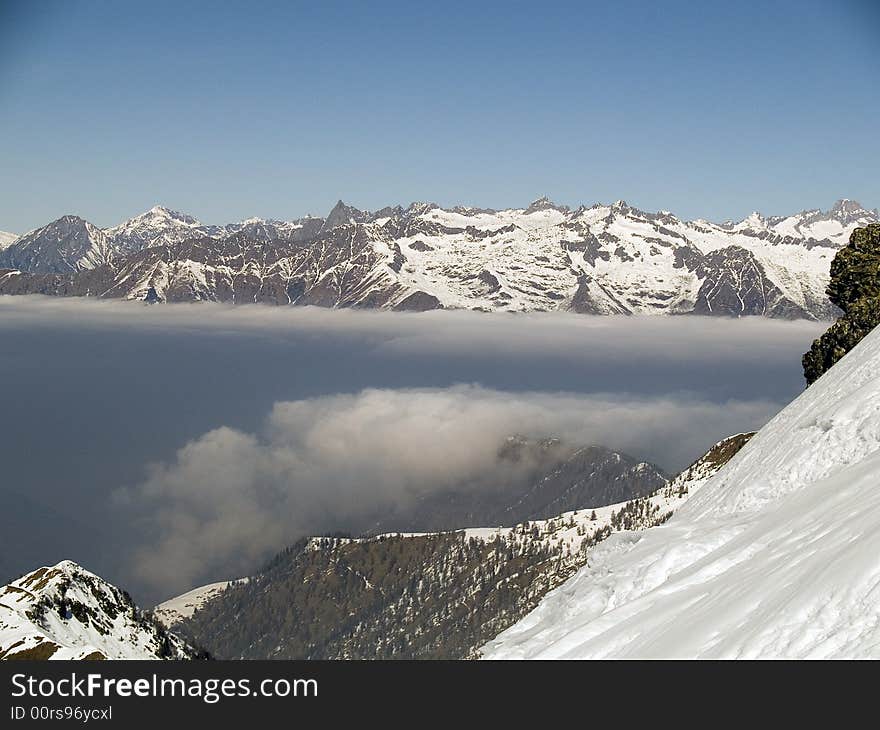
[0,296,825,601]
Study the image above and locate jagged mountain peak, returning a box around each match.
[831,198,866,214]
[524,196,568,215]
[112,205,202,229]
[23,214,106,241]
[733,200,875,228]
[371,205,405,220]
[0,560,199,660]
[48,213,92,228]
[825,198,879,223]
[607,199,655,219]
[323,199,368,230]
[141,205,201,224]
[405,201,439,216]
[104,206,211,253]
[606,199,659,220]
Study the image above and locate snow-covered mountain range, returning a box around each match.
[0,561,198,660]
[1,198,875,319]
[483,321,880,659]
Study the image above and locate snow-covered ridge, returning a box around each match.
[154,579,248,628]
[483,324,880,658]
[0,561,197,660]
[0,231,18,250]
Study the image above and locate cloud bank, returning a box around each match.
[0,295,824,369]
[0,296,825,600]
[117,385,780,597]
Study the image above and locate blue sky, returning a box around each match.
[0,0,877,232]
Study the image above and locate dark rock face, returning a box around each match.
[407,240,434,252]
[673,244,702,271]
[392,291,442,311]
[322,200,368,231]
[692,246,812,318]
[803,224,880,384]
[565,232,610,266]
[569,275,629,315]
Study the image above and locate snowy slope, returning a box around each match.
[726,198,874,246]
[154,579,246,627]
[0,561,197,660]
[483,326,880,659]
[0,231,18,250]
[391,199,875,318]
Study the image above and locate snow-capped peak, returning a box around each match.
[143,205,201,224]
[764,199,879,245]
[524,196,568,215]
[827,198,878,223]
[322,200,368,230]
[0,215,112,273]
[0,561,198,660]
[831,198,865,214]
[105,206,208,252]
[405,201,439,217]
[120,205,202,228]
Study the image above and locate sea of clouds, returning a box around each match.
[0,296,825,600]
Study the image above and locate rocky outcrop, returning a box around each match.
[803,224,880,384]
